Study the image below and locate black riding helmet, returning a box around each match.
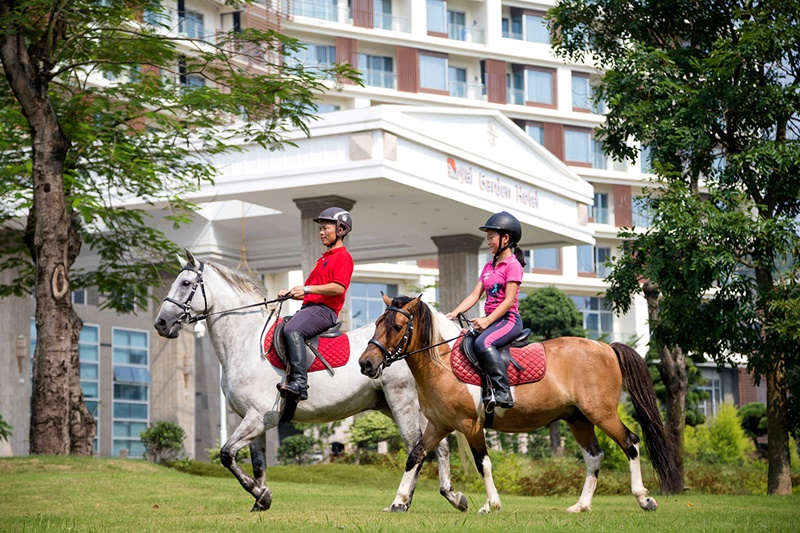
[479,211,522,244]
[313,207,353,238]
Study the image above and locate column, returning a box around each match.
[431,234,484,319]
[293,196,356,277]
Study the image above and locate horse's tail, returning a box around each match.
[455,431,478,477]
[611,342,683,494]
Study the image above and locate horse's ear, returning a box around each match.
[381,291,392,307]
[177,253,188,270]
[185,249,198,268]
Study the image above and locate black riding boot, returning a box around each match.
[281,331,309,401]
[479,346,514,409]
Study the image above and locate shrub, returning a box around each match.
[0,414,12,442]
[205,440,250,465]
[709,403,752,464]
[277,434,318,465]
[140,421,186,464]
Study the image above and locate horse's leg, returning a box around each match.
[379,402,467,512]
[220,412,272,511]
[593,413,658,511]
[462,425,501,514]
[249,433,268,510]
[386,424,451,513]
[565,415,604,513]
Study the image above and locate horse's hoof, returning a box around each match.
[566,503,590,513]
[643,497,657,511]
[251,489,272,512]
[455,493,468,512]
[387,504,409,513]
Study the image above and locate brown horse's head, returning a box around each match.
[359,293,434,378]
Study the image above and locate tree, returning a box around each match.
[738,402,768,457]
[348,411,402,462]
[294,421,342,462]
[647,347,709,428]
[277,434,318,465]
[0,0,356,455]
[551,0,800,494]
[140,421,186,463]
[0,413,11,442]
[519,287,585,455]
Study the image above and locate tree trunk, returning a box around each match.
[1,12,75,455]
[765,349,792,495]
[549,421,563,457]
[643,281,685,492]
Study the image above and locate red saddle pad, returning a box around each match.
[451,332,546,387]
[263,318,350,372]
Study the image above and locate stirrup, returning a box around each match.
[484,390,496,414]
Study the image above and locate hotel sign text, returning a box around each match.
[447,157,538,210]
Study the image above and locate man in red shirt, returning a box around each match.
[277,207,354,401]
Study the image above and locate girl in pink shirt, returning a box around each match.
[446,212,525,409]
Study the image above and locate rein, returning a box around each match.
[163,261,287,325]
[368,305,466,367]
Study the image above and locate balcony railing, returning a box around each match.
[361,68,395,89]
[293,0,350,22]
[447,24,485,44]
[372,12,410,32]
[507,88,525,105]
[449,81,486,100]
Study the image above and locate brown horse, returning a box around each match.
[359,294,681,514]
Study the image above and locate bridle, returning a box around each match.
[163,260,286,325]
[163,262,209,325]
[367,304,467,368]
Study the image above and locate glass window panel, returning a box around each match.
[80,363,99,380]
[565,130,591,162]
[85,400,99,417]
[426,0,446,33]
[524,14,549,44]
[601,313,613,332]
[130,403,148,419]
[128,440,146,457]
[577,245,595,273]
[592,192,610,224]
[572,75,590,109]
[130,367,151,383]
[79,344,98,362]
[420,55,447,90]
[385,284,398,298]
[115,383,148,401]
[532,248,558,270]
[350,282,367,298]
[368,300,384,322]
[351,299,367,329]
[526,124,544,144]
[114,365,133,382]
[526,70,553,104]
[80,325,99,343]
[81,381,99,398]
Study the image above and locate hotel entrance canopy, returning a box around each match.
[149,106,595,272]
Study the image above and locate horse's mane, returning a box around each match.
[389,295,453,363]
[205,260,267,298]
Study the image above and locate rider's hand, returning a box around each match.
[445,311,457,320]
[278,289,290,299]
[471,317,491,331]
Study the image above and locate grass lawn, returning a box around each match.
[1,456,798,532]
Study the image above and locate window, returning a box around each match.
[565,129,607,168]
[374,0,392,30]
[523,13,549,44]
[72,289,86,305]
[572,73,604,113]
[640,145,653,174]
[315,103,341,113]
[526,123,544,144]
[426,0,447,34]
[507,71,525,105]
[80,325,100,452]
[287,43,336,76]
[633,197,652,227]
[113,328,149,458]
[448,66,467,98]
[525,69,554,106]
[595,247,611,278]
[420,55,447,91]
[447,10,466,40]
[577,246,612,277]
[502,15,523,40]
[528,247,560,273]
[591,192,610,224]
[570,296,613,340]
[358,54,394,88]
[698,377,722,418]
[179,10,204,38]
[295,0,338,21]
[350,282,398,329]
[144,8,170,27]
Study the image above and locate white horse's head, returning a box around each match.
[154,250,207,339]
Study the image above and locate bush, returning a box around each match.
[685,403,752,464]
[277,434,318,465]
[0,414,12,442]
[205,440,250,465]
[140,421,186,464]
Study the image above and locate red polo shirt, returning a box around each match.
[303,246,354,315]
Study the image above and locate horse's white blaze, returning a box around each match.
[567,447,604,513]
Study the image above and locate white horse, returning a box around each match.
[154,251,466,512]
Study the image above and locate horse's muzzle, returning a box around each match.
[359,356,383,379]
[154,316,182,339]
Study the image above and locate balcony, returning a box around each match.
[449,80,486,100]
[507,88,525,105]
[447,23,485,44]
[372,12,410,32]
[361,68,395,89]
